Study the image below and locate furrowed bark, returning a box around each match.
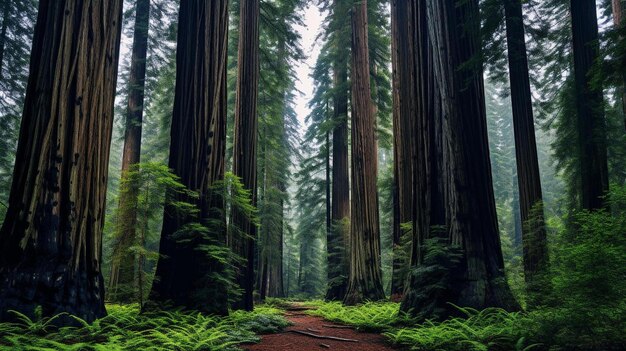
[391,0,417,300]
[230,0,260,312]
[402,0,518,318]
[428,0,518,312]
[570,0,609,210]
[343,0,385,305]
[148,0,230,316]
[326,0,351,302]
[503,0,549,305]
[0,0,122,324]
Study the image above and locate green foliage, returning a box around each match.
[305,301,411,332]
[0,304,289,351]
[385,307,538,351]
[106,162,198,304]
[0,0,37,224]
[401,235,463,321]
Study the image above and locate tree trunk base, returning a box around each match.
[0,265,106,325]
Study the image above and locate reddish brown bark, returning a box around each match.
[149,0,230,315]
[390,0,417,299]
[109,0,151,303]
[343,0,385,305]
[0,0,122,323]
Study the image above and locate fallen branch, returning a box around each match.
[289,330,359,343]
[307,327,322,333]
[322,324,353,329]
[319,343,330,349]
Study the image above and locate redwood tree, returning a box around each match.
[326,0,351,301]
[343,0,385,305]
[402,0,518,318]
[503,0,549,303]
[230,0,260,312]
[0,0,122,323]
[571,0,609,210]
[390,0,416,300]
[148,0,230,315]
[109,0,151,303]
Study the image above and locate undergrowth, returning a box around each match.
[305,300,625,351]
[0,304,289,351]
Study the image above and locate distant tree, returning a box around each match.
[343,0,385,305]
[503,0,549,304]
[0,0,37,223]
[571,0,609,211]
[109,0,151,304]
[149,0,230,315]
[0,0,123,323]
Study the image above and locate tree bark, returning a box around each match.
[230,0,259,312]
[326,0,351,302]
[109,0,151,304]
[402,0,518,318]
[430,0,518,312]
[570,0,609,210]
[391,0,417,300]
[343,0,385,305]
[390,0,401,300]
[148,0,229,316]
[503,0,549,304]
[0,0,122,324]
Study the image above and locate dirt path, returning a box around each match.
[243,306,398,351]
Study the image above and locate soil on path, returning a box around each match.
[244,305,399,351]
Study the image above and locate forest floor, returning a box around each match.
[243,303,399,351]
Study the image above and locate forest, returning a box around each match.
[0,0,625,350]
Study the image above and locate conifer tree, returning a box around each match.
[0,0,123,323]
[503,0,549,303]
[343,0,385,305]
[109,0,151,303]
[571,0,609,210]
[149,0,230,315]
[231,0,260,312]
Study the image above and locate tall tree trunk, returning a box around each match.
[326,0,351,302]
[612,0,626,130]
[0,0,122,324]
[149,0,229,316]
[326,60,350,301]
[390,0,402,300]
[230,0,259,312]
[390,0,416,300]
[109,0,151,304]
[400,0,445,317]
[403,0,518,318]
[430,0,518,313]
[503,0,549,305]
[571,0,609,210]
[267,178,285,298]
[343,0,385,305]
